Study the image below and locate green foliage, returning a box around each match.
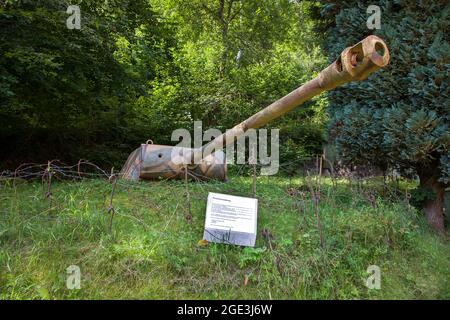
[0,0,176,168]
[0,0,328,169]
[320,0,450,183]
[1,176,449,299]
[238,247,266,268]
[410,186,436,210]
[142,0,328,162]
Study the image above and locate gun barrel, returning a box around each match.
[196,35,389,162]
[121,36,390,181]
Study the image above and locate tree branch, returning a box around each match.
[228,2,243,23]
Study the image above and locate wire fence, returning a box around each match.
[0,156,418,297]
[0,157,313,228]
[0,156,409,241]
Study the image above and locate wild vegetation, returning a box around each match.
[1,174,449,299]
[0,0,449,300]
[0,0,326,168]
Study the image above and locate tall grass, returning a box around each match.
[0,175,448,299]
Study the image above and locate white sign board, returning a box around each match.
[203,192,258,247]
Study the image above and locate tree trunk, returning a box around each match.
[418,165,446,234]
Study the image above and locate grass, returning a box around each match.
[0,174,449,299]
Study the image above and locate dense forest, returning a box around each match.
[0,0,326,169]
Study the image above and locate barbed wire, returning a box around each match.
[1,157,407,229]
[0,157,417,297]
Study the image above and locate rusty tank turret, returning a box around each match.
[121,35,390,181]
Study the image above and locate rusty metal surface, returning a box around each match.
[121,36,390,181]
[121,142,227,181]
[317,35,390,90]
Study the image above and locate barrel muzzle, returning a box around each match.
[318,35,390,90]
